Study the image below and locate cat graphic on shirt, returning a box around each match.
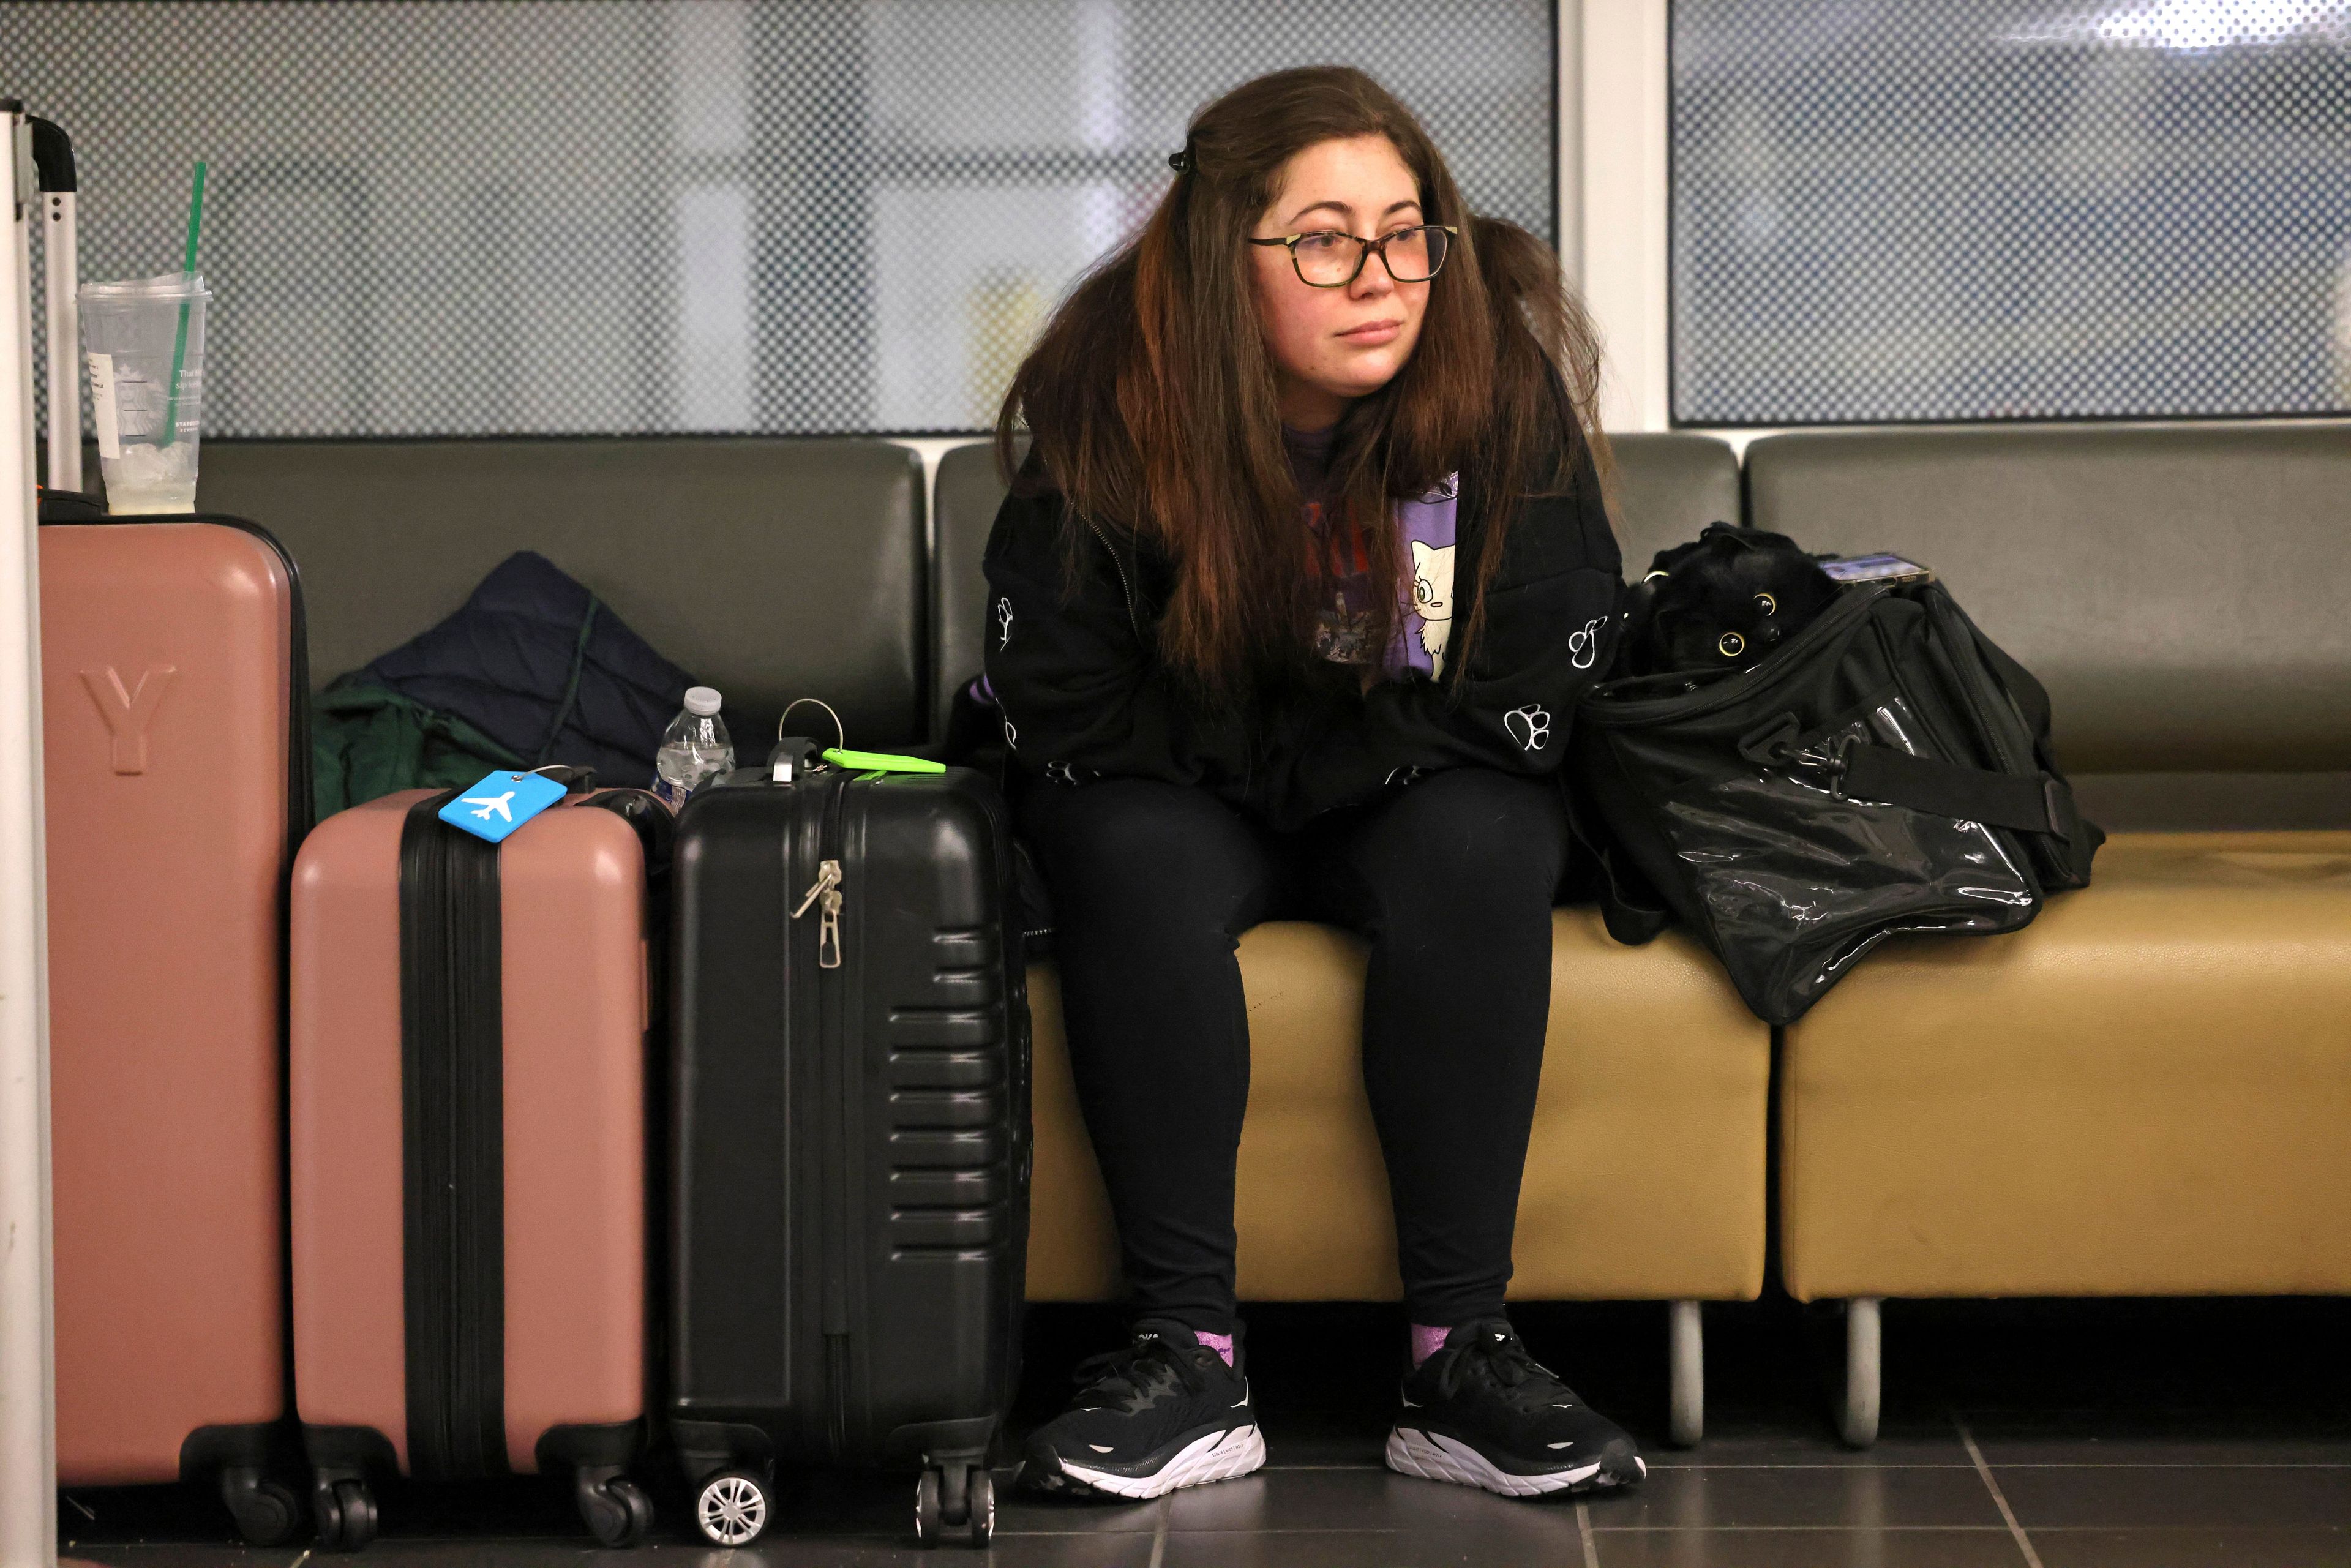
[1411,539,1454,679]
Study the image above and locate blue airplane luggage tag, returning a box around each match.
[440,769,569,844]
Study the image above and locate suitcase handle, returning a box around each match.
[778,696,846,752]
[528,763,599,794]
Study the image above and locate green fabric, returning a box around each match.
[312,680,528,820]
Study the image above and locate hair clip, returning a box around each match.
[1167,146,1191,173]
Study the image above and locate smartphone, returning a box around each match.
[1821,552,1934,586]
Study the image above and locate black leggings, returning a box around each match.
[1018,767,1565,1335]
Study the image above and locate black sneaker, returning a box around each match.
[1020,1319,1265,1499]
[1386,1319,1646,1498]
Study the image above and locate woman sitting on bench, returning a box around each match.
[983,63,1639,1502]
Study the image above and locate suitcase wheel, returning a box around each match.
[915,1469,943,1547]
[916,1463,994,1549]
[694,1468,772,1548]
[967,1469,996,1548]
[219,1465,304,1547]
[312,1476,377,1553]
[578,1473,654,1548]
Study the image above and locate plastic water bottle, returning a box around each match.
[654,686,735,810]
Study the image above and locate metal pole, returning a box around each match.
[27,118,75,498]
[38,188,73,495]
[0,98,60,1568]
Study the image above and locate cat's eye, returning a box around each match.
[1719,632,1746,658]
[1644,569,1670,582]
[1754,592,1777,615]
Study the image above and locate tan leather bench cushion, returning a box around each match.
[1027,911,1770,1305]
[1780,831,2351,1302]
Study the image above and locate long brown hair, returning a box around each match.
[995,64,1610,697]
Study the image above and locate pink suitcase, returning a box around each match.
[289,783,663,1550]
[42,517,309,1545]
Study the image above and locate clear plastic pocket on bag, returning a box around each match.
[1657,689,2036,1015]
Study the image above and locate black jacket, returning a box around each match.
[980,427,1624,831]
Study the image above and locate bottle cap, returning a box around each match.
[684,685,722,716]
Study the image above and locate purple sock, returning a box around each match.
[1196,1330,1236,1368]
[1410,1324,1453,1367]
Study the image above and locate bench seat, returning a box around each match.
[1781,830,2351,1304]
[1026,912,1772,1305]
[1749,425,2351,1442]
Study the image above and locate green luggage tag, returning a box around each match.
[821,748,946,775]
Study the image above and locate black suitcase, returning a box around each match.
[667,749,1031,1550]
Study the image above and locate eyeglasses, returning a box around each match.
[1247,224,1457,288]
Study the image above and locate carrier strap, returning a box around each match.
[1839,743,2080,843]
[1559,772,1673,945]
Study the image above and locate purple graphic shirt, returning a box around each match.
[1283,423,1460,681]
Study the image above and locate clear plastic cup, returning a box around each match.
[78,271,211,514]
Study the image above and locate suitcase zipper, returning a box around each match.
[821,776,853,1451]
[792,857,843,969]
[792,772,857,1450]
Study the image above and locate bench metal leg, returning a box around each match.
[1667,1299,1704,1446]
[1840,1297,1881,1449]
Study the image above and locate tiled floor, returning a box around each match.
[61,1296,2351,1566]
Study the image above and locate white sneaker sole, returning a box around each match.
[1056,1423,1267,1500]
[1385,1425,1613,1498]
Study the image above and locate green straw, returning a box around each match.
[158,160,205,449]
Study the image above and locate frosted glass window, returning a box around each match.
[1671,1,2351,424]
[2,0,1554,437]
